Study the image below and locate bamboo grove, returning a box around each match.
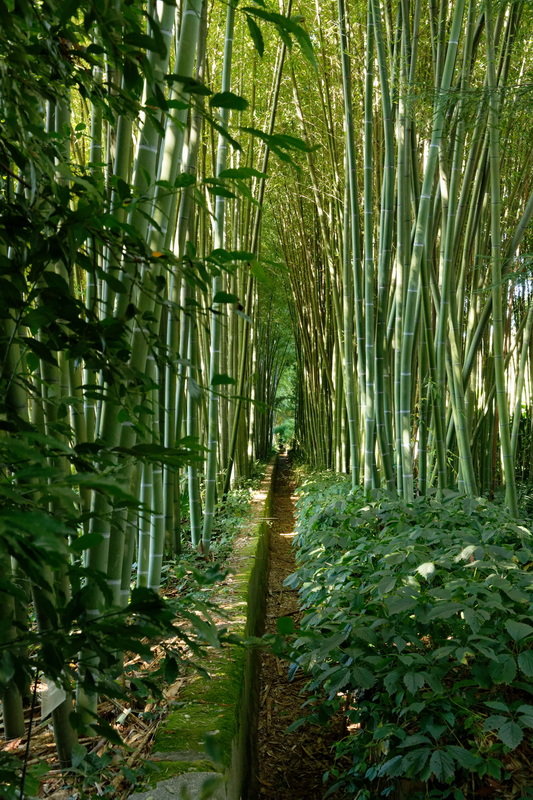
[2,0,533,777]
[279,0,533,512]
[0,0,305,765]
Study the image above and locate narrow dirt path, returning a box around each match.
[256,456,346,800]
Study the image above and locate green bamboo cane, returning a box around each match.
[511,301,533,463]
[0,586,25,739]
[187,291,203,548]
[127,1,177,246]
[394,4,410,494]
[399,0,466,499]
[371,0,395,491]
[148,354,165,588]
[95,0,204,581]
[337,0,360,489]
[78,0,201,722]
[201,0,237,554]
[30,569,78,766]
[486,0,517,514]
[436,38,477,494]
[166,3,207,553]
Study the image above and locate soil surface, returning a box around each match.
[256,456,346,800]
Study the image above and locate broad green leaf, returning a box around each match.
[498,721,523,749]
[386,596,418,615]
[71,744,88,769]
[378,755,404,778]
[518,651,533,676]
[424,673,444,693]
[276,616,295,635]
[416,562,436,580]
[285,717,307,732]
[489,655,517,684]
[427,602,460,620]
[399,734,431,748]
[241,7,317,70]
[455,544,476,562]
[376,575,396,595]
[384,669,402,693]
[404,671,425,693]
[485,700,510,712]
[328,668,351,694]
[207,186,238,199]
[250,260,274,287]
[483,714,508,731]
[400,747,431,775]
[350,666,376,689]
[505,620,533,642]
[429,749,455,782]
[446,745,480,769]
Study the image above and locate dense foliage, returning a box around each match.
[0,0,309,785]
[283,476,533,797]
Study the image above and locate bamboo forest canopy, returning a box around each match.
[276,0,533,513]
[1,0,533,769]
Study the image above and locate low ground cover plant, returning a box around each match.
[0,472,264,798]
[283,475,533,798]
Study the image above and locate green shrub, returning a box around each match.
[284,477,533,797]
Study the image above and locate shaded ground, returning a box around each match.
[256,456,346,800]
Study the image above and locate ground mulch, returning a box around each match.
[256,455,347,800]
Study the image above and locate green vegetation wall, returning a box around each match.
[0,0,314,768]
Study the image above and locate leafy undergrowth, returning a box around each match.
[281,475,533,799]
[0,474,264,800]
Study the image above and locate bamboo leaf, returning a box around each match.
[250,260,274,287]
[209,91,249,111]
[207,186,239,199]
[211,374,236,386]
[166,74,212,95]
[218,166,267,179]
[123,32,161,52]
[212,291,240,303]
[245,15,264,56]
[242,8,316,69]
[241,126,316,153]
[174,173,196,188]
[20,336,58,366]
[70,533,105,552]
